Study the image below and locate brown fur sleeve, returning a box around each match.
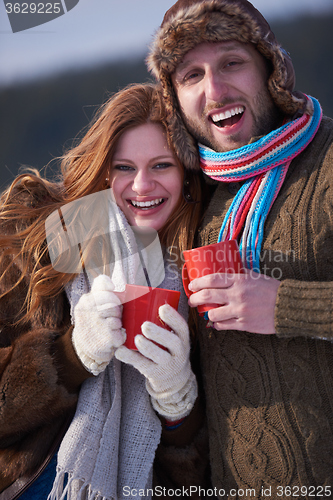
[0,260,91,447]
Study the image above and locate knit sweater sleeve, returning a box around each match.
[275,280,333,340]
[272,118,333,341]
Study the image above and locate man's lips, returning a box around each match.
[209,105,245,128]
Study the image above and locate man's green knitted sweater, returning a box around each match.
[153,116,333,500]
[195,116,333,498]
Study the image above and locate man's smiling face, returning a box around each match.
[172,40,282,152]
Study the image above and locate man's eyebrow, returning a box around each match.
[173,42,247,77]
[173,58,197,76]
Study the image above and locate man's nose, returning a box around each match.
[132,170,155,193]
[204,70,228,102]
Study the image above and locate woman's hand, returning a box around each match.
[115,303,197,420]
[72,275,126,375]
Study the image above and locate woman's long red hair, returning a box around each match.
[0,83,202,323]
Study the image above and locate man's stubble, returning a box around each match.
[180,89,283,153]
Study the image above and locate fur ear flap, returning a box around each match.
[161,74,200,171]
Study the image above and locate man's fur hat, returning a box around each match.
[147,0,309,170]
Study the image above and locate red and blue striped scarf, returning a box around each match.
[199,95,322,270]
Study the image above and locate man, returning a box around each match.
[148,0,333,497]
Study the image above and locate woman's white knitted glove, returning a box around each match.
[115,303,198,420]
[72,275,126,376]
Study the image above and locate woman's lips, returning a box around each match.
[128,198,165,210]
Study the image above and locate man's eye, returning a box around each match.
[183,71,201,83]
[225,60,241,68]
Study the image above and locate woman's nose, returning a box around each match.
[132,170,156,194]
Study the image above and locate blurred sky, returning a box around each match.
[1,0,333,88]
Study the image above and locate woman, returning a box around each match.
[0,83,203,499]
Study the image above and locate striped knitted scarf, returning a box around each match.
[199,95,322,271]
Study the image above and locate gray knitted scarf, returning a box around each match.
[48,192,187,500]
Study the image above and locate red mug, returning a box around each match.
[182,240,244,315]
[116,285,180,350]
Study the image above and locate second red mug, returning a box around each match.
[182,240,244,315]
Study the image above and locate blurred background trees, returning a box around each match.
[1,12,332,191]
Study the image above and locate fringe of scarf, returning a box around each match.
[199,95,322,270]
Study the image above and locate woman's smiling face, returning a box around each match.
[110,122,183,231]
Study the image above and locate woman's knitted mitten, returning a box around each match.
[115,303,198,420]
[72,275,125,375]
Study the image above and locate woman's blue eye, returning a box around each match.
[113,162,175,172]
[154,163,173,169]
[114,165,134,171]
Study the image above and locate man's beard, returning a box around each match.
[181,89,283,153]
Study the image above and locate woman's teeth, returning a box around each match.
[130,198,164,209]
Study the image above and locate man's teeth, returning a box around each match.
[131,198,163,208]
[211,106,244,123]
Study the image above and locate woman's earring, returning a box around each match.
[183,179,192,201]
[182,174,200,204]
[182,176,194,203]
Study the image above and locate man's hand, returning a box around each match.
[188,270,280,334]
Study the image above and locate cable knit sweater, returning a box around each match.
[194,116,333,498]
[154,116,333,499]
